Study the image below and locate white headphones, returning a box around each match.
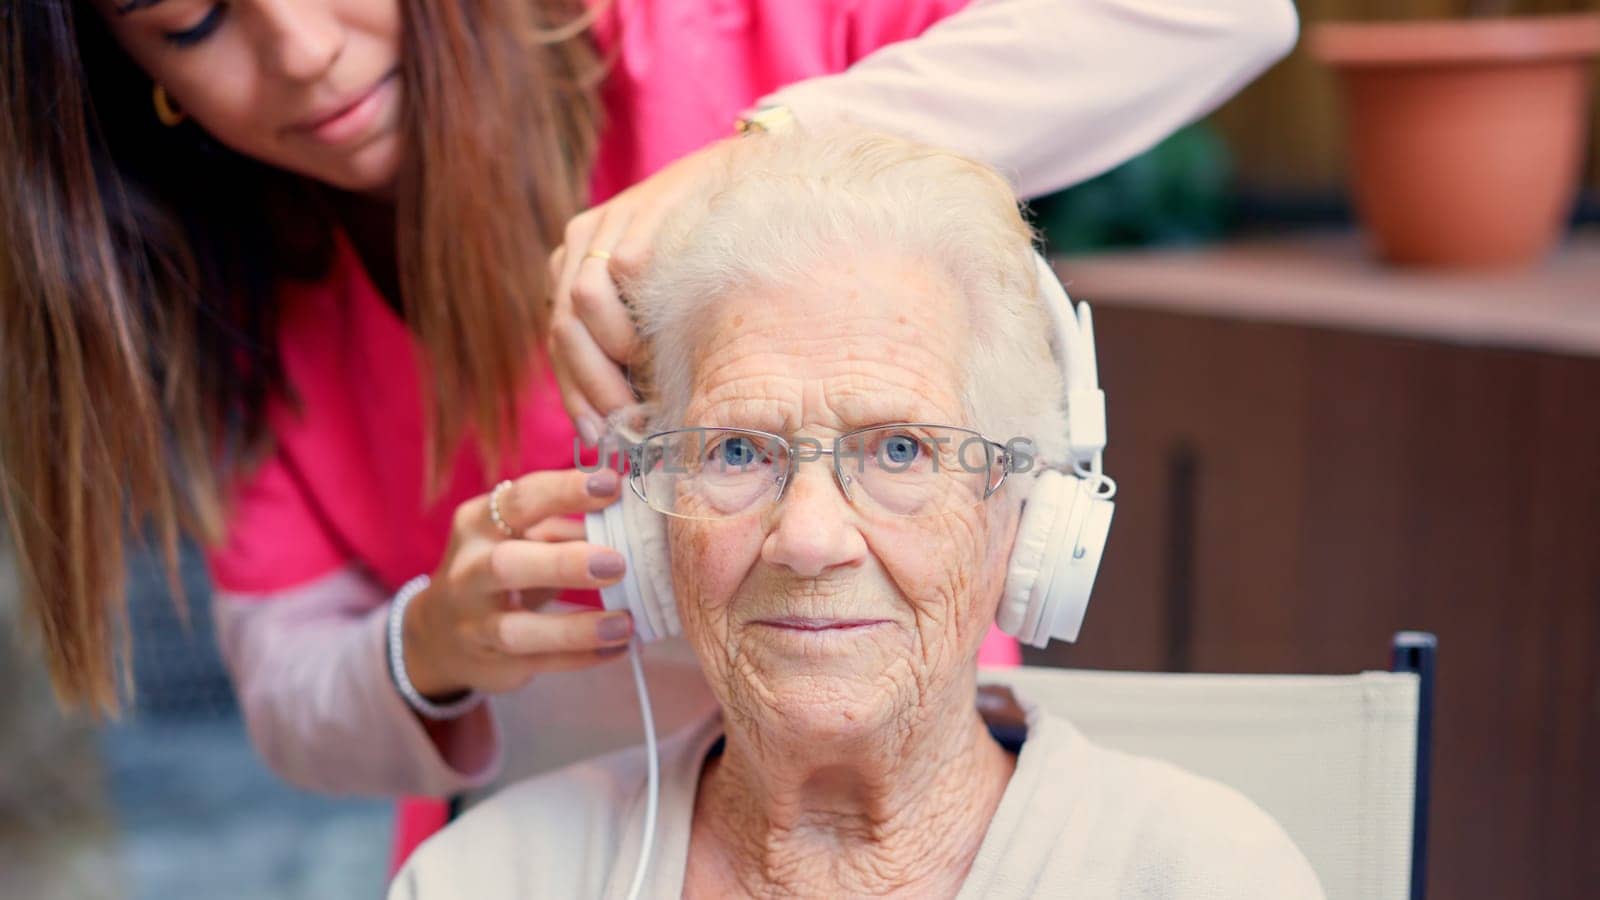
[584,252,1116,648]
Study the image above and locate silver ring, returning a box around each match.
[488,479,516,537]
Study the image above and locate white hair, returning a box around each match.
[619,126,1070,490]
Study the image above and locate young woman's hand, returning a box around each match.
[401,468,633,698]
[546,138,738,443]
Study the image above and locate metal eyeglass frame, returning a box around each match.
[621,423,1017,519]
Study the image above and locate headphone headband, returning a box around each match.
[1030,253,1112,494]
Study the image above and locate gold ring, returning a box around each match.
[488,479,516,538]
[583,249,613,263]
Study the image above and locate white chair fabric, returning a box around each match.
[979,665,1420,900]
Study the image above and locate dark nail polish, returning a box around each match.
[586,470,620,497]
[588,551,626,579]
[597,614,632,642]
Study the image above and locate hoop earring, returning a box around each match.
[152,84,186,127]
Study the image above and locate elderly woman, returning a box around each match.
[389,127,1322,899]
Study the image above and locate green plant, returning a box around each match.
[1029,123,1234,253]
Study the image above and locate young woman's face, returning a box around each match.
[95,0,404,194]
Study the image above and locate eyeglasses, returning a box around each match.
[621,423,1017,521]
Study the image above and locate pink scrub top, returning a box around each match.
[204,0,1021,647]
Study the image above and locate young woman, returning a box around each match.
[0,0,1296,829]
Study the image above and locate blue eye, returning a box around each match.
[719,437,759,467]
[165,4,226,48]
[883,435,921,464]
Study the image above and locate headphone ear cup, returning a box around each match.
[998,470,1070,641]
[1033,479,1112,646]
[621,488,677,638]
[999,473,1113,647]
[584,502,634,626]
[583,492,678,643]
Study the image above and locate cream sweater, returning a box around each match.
[389,693,1324,899]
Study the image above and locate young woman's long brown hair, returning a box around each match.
[0,0,603,714]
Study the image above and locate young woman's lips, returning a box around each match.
[294,72,397,146]
[756,617,890,632]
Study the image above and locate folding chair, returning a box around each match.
[416,633,1436,900]
[979,631,1436,900]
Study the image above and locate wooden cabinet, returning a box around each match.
[1028,233,1600,899]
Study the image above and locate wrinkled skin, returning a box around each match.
[672,255,1023,898]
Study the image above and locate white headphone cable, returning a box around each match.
[1072,452,1118,500]
[622,639,660,900]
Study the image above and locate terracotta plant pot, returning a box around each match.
[1312,15,1600,269]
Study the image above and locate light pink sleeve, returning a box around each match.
[763,0,1300,198]
[212,566,503,797]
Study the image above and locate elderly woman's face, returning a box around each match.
[669,256,1021,739]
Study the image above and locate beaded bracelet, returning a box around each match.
[385,574,483,720]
